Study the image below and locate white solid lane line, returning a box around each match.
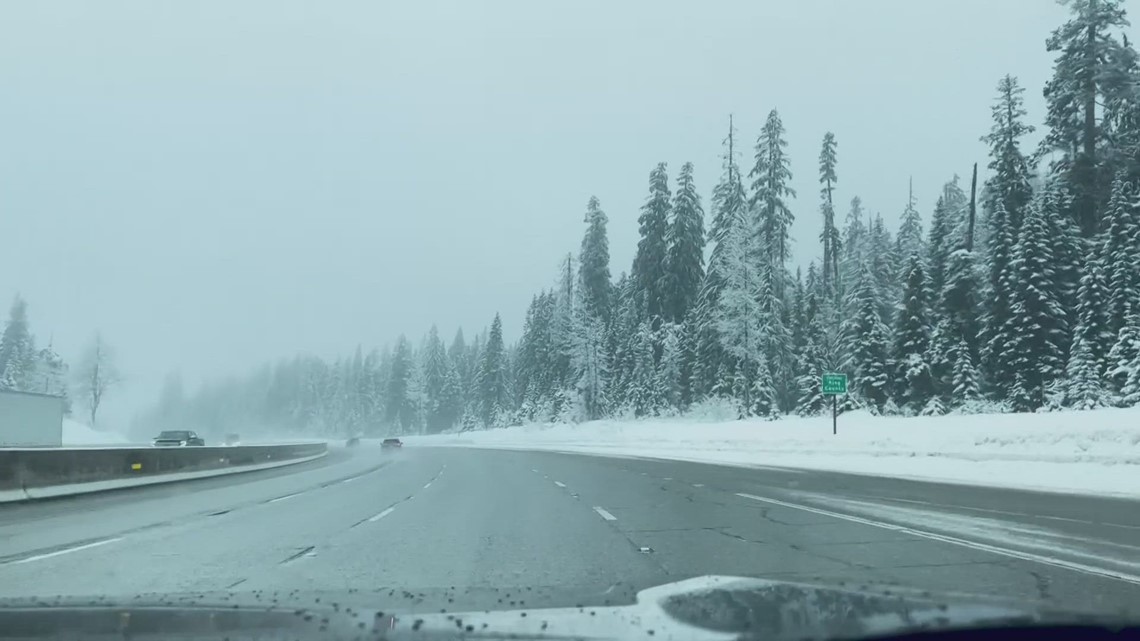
[554,481,566,488]
[12,538,124,565]
[368,507,396,523]
[268,492,303,503]
[593,506,618,521]
[735,492,1140,586]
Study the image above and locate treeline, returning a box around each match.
[142,1,1140,437]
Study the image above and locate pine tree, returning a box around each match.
[478,314,508,426]
[626,320,661,416]
[794,292,828,416]
[839,196,867,293]
[845,269,891,412]
[1005,198,1068,411]
[893,254,933,412]
[664,162,705,324]
[632,163,671,324]
[896,180,924,265]
[983,75,1036,235]
[950,336,981,406]
[941,248,982,366]
[1065,333,1111,409]
[867,213,900,325]
[569,306,608,420]
[1040,0,1133,236]
[578,196,613,323]
[657,322,684,410]
[714,211,772,415]
[1110,305,1140,403]
[927,177,968,302]
[1043,183,1083,357]
[749,109,796,269]
[0,296,36,391]
[695,118,749,399]
[982,200,1019,397]
[1101,176,1140,336]
[818,132,841,293]
[384,336,414,430]
[1074,255,1112,375]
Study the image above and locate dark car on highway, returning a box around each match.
[381,438,402,451]
[152,430,205,447]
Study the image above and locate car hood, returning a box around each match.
[0,576,1127,641]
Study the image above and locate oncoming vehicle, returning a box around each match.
[381,438,402,451]
[152,430,205,447]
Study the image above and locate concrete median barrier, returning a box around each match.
[0,442,327,502]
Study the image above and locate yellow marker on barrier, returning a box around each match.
[131,463,142,471]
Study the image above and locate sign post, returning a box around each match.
[821,373,848,435]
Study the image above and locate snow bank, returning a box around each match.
[62,418,131,446]
[409,407,1140,498]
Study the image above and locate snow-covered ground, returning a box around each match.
[408,406,1140,498]
[62,418,131,446]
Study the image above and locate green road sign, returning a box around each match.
[821,373,848,395]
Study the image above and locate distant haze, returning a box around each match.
[1,1,1132,425]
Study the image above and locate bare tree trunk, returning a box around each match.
[967,163,978,252]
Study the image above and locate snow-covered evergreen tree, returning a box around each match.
[1108,305,1140,397]
[845,269,891,412]
[1075,255,1112,375]
[818,132,841,293]
[664,162,705,324]
[632,163,671,324]
[749,109,796,270]
[1005,197,1068,411]
[1065,334,1112,409]
[578,196,613,323]
[893,254,933,412]
[477,314,508,426]
[896,182,924,266]
[569,307,608,421]
[0,296,36,391]
[714,210,775,416]
[941,248,982,368]
[927,177,968,302]
[626,320,661,416]
[1040,0,1133,236]
[1101,176,1140,336]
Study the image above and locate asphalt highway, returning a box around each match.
[1,444,1137,619]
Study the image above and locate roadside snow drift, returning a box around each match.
[62,419,131,446]
[410,407,1140,498]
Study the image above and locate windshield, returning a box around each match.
[1,1,1138,638]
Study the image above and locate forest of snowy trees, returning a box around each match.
[140,1,1140,437]
[0,296,71,407]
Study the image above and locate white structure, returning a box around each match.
[0,389,64,447]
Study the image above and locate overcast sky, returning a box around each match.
[1,1,1135,427]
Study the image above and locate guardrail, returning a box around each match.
[0,442,327,503]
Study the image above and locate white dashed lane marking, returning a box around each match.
[268,492,303,503]
[593,506,618,521]
[368,507,396,523]
[554,481,566,488]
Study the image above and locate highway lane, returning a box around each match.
[0,445,1137,619]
